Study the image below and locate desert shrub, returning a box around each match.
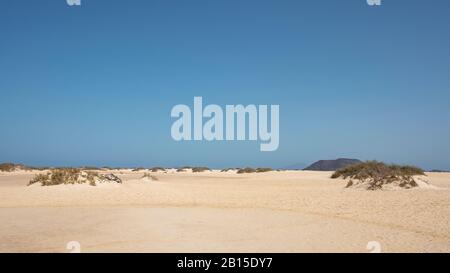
[32,166,49,171]
[392,165,425,176]
[256,168,273,173]
[81,166,101,171]
[331,161,424,180]
[101,173,122,184]
[141,173,159,181]
[192,167,211,173]
[28,169,100,186]
[51,169,92,186]
[331,161,425,190]
[28,173,50,185]
[150,167,166,172]
[224,167,274,173]
[236,167,272,174]
[0,163,16,172]
[221,168,239,172]
[177,166,193,172]
[132,167,146,172]
[175,166,210,173]
[0,163,31,172]
[237,167,256,174]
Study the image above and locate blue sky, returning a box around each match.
[1,0,450,169]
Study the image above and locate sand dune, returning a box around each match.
[0,170,449,252]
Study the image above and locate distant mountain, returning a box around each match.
[303,158,362,171]
[429,169,449,173]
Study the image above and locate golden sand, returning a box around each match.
[0,170,449,252]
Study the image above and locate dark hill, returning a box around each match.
[303,158,362,171]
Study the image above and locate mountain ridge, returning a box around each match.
[303,158,362,171]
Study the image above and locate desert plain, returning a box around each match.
[0,169,449,253]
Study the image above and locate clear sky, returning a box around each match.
[1,0,450,170]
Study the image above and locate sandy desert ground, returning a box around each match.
[0,170,449,253]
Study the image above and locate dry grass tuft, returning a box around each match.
[28,169,122,186]
[192,167,211,173]
[141,173,159,181]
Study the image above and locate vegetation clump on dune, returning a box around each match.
[176,166,211,172]
[0,163,30,172]
[256,168,273,173]
[237,167,256,174]
[150,167,166,172]
[0,163,19,172]
[176,166,193,172]
[221,168,238,172]
[236,167,273,174]
[192,167,211,173]
[331,161,426,190]
[141,173,159,181]
[28,169,122,186]
[0,162,50,172]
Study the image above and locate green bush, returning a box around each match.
[29,173,50,185]
[221,168,239,172]
[0,163,31,172]
[256,168,273,173]
[192,167,211,173]
[236,167,273,174]
[150,167,166,172]
[331,161,424,179]
[237,167,256,174]
[28,169,100,186]
[0,163,17,172]
[331,161,425,190]
[141,173,159,181]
